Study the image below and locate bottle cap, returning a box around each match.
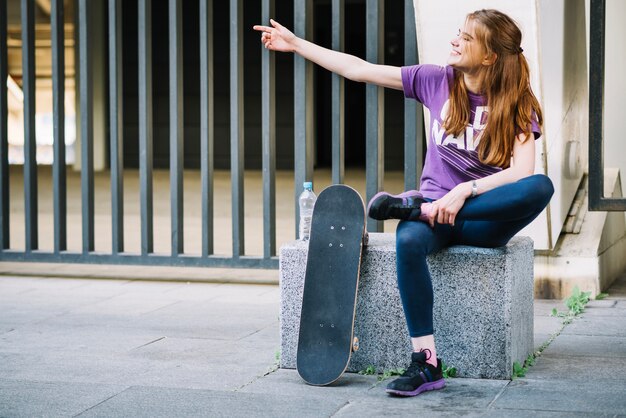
[303,181,313,190]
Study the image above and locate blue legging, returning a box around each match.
[395,174,554,337]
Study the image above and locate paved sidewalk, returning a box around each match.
[1,273,625,417]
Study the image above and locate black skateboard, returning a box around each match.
[296,184,367,385]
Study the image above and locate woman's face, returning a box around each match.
[447,19,489,75]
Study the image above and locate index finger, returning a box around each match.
[253,25,272,32]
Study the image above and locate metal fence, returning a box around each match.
[588,0,626,211]
[0,0,424,269]
[2,0,619,272]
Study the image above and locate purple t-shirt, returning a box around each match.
[401,64,541,200]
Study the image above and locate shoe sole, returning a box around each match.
[385,378,446,397]
[366,190,423,220]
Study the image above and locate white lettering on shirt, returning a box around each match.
[432,99,489,151]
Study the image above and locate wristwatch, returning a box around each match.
[471,180,478,198]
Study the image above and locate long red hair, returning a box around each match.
[442,9,543,169]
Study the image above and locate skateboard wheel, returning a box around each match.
[352,337,359,352]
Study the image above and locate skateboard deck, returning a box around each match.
[296,184,366,386]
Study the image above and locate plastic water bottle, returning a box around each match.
[299,182,317,241]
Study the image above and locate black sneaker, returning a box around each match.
[386,351,446,397]
[367,190,425,221]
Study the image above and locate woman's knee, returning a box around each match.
[521,174,554,207]
[395,221,431,257]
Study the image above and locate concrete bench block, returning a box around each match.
[279,233,534,379]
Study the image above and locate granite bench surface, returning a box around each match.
[279,233,534,379]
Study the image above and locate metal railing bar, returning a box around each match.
[169,0,184,256]
[588,0,626,211]
[200,0,214,257]
[78,0,94,253]
[230,0,244,256]
[331,0,345,185]
[588,0,604,211]
[365,0,384,232]
[403,0,422,191]
[0,0,8,250]
[109,0,123,254]
[22,0,38,251]
[262,0,276,258]
[138,0,154,255]
[0,250,279,269]
[294,0,314,238]
[52,0,67,253]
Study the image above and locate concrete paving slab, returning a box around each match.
[526,354,626,382]
[0,323,166,355]
[243,371,518,416]
[534,299,565,316]
[127,335,277,369]
[0,379,127,418]
[0,277,44,296]
[358,378,510,411]
[541,334,626,358]
[6,277,89,290]
[131,300,279,341]
[480,411,608,418]
[0,302,81,328]
[585,299,618,308]
[0,351,156,386]
[239,369,380,398]
[27,299,277,342]
[116,279,193,293]
[126,362,277,392]
[606,282,626,295]
[2,275,626,417]
[534,333,557,351]
[75,385,348,418]
[0,282,124,317]
[121,332,278,391]
[202,283,280,304]
[67,292,184,316]
[534,315,563,337]
[160,282,231,301]
[492,378,626,415]
[581,305,626,317]
[334,404,488,417]
[561,316,626,337]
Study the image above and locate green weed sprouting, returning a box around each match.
[551,286,595,323]
[441,359,457,378]
[358,365,405,381]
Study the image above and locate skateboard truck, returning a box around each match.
[352,337,359,352]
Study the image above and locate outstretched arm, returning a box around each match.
[253,19,403,90]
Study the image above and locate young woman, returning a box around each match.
[254,9,553,397]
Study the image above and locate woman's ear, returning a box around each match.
[482,52,497,66]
